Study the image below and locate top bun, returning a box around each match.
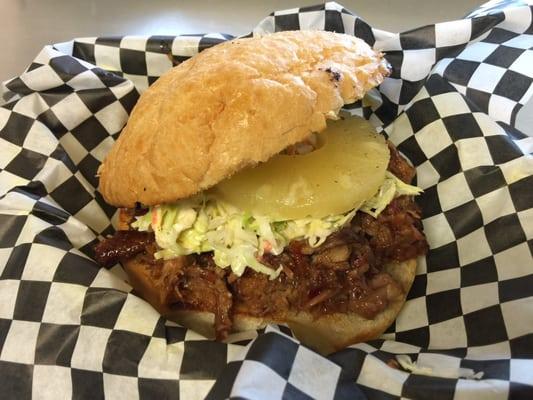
[98,31,390,207]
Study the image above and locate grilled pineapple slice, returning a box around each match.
[211,117,389,219]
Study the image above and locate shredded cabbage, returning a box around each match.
[396,355,484,380]
[359,172,423,217]
[131,175,422,278]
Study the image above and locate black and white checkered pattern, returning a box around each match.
[69,33,234,94]
[207,326,368,400]
[0,1,532,399]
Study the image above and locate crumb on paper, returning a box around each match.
[396,354,484,380]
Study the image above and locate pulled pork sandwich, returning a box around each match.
[94,31,428,354]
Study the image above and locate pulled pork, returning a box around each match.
[231,194,426,322]
[94,143,427,339]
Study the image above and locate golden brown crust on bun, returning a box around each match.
[98,31,390,207]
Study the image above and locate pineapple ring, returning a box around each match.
[211,116,390,219]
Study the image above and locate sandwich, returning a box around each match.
[94,31,428,354]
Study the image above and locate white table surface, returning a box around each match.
[2,0,531,132]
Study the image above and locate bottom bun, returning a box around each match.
[285,259,416,354]
[121,253,416,355]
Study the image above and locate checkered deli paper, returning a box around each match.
[0,0,532,398]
